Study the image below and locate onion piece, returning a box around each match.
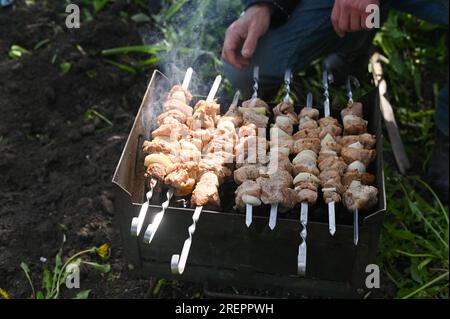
[347,160,366,173]
[242,195,262,206]
[293,172,320,186]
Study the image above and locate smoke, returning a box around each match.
[139,0,242,131]
[142,0,242,97]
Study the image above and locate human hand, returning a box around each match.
[331,0,380,37]
[222,4,273,69]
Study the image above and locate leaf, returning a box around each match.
[42,268,53,297]
[104,60,136,74]
[36,291,45,299]
[82,261,111,273]
[9,45,28,60]
[20,262,30,274]
[33,39,50,50]
[73,289,91,299]
[165,0,189,21]
[59,62,71,74]
[131,13,151,24]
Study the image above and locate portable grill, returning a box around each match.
[112,70,386,298]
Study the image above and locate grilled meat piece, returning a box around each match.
[341,147,376,167]
[191,172,220,207]
[151,123,190,140]
[164,161,199,196]
[319,170,346,194]
[293,138,321,154]
[163,99,193,117]
[299,107,320,120]
[317,156,347,175]
[243,109,269,128]
[222,105,243,127]
[274,101,295,116]
[144,163,166,192]
[295,187,318,205]
[299,117,319,130]
[238,123,258,137]
[142,139,180,155]
[342,171,375,187]
[234,164,262,185]
[242,98,269,110]
[342,114,367,135]
[293,127,320,140]
[257,176,288,204]
[341,102,363,118]
[323,191,341,203]
[157,109,187,126]
[235,180,262,211]
[167,84,193,104]
[340,133,376,149]
[278,188,300,212]
[343,181,378,210]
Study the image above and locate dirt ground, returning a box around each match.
[0,0,206,299]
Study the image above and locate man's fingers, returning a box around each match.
[241,24,261,59]
[350,11,361,31]
[222,27,244,69]
[338,8,350,36]
[331,4,344,37]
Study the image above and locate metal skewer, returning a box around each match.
[133,68,194,237]
[269,69,293,230]
[131,178,156,236]
[346,76,360,246]
[297,93,315,274]
[268,203,278,230]
[171,75,222,274]
[322,71,333,117]
[298,202,308,276]
[354,208,359,246]
[245,66,259,225]
[321,73,337,236]
[251,65,259,100]
[171,206,202,274]
[283,69,292,103]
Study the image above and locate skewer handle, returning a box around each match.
[143,188,174,244]
[130,179,156,236]
[181,67,193,90]
[328,201,336,236]
[171,206,203,274]
[251,65,259,99]
[283,69,292,102]
[206,75,222,102]
[231,90,241,108]
[346,75,360,104]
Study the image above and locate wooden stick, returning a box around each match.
[370,52,410,174]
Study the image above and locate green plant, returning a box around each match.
[84,108,113,126]
[9,45,29,60]
[379,174,448,298]
[20,240,111,299]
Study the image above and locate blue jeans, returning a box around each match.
[224,0,449,135]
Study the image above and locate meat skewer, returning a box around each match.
[171,75,224,274]
[234,65,270,227]
[132,67,193,237]
[295,92,320,276]
[143,75,221,245]
[266,69,296,230]
[319,72,342,236]
[341,76,378,245]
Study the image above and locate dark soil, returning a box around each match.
[0,0,204,299]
